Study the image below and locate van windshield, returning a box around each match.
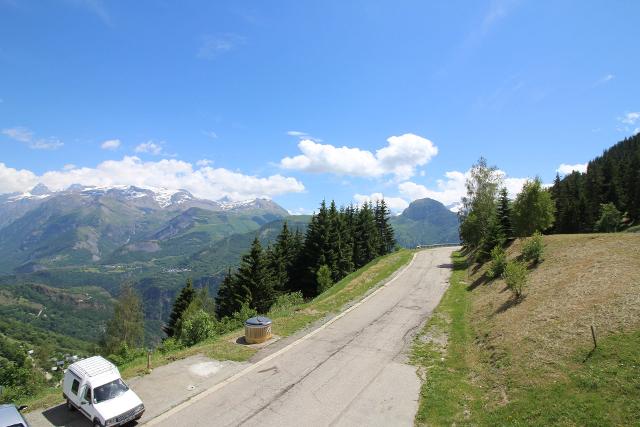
[93,378,129,403]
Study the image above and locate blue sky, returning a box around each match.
[1,0,639,213]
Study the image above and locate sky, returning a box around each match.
[1,0,639,214]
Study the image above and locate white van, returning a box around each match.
[63,356,145,427]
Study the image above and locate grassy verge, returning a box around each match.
[411,251,477,425]
[25,249,413,411]
[412,242,640,426]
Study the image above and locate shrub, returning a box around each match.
[503,261,527,299]
[316,265,333,294]
[487,246,507,279]
[157,337,183,354]
[216,303,259,335]
[595,202,622,232]
[522,231,544,264]
[179,309,216,346]
[268,292,304,317]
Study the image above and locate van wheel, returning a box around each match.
[93,420,103,427]
[66,398,75,411]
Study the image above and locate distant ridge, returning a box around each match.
[391,198,460,247]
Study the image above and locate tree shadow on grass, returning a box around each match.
[467,272,490,291]
[494,294,526,314]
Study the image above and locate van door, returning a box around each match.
[79,385,97,421]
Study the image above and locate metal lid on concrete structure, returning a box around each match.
[245,316,272,326]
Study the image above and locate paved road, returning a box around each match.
[146,247,455,427]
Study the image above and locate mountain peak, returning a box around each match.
[401,198,451,221]
[30,183,52,195]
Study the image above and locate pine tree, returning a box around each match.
[235,237,276,313]
[215,269,249,319]
[333,205,354,280]
[300,200,332,296]
[104,284,145,353]
[164,278,196,337]
[354,202,379,267]
[374,199,396,255]
[496,187,513,239]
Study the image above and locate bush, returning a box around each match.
[503,261,527,299]
[216,303,259,336]
[268,292,304,316]
[521,232,544,264]
[157,337,184,354]
[316,265,333,294]
[595,202,622,232]
[487,246,507,279]
[106,343,146,366]
[179,309,216,346]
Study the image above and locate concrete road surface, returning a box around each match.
[145,247,456,427]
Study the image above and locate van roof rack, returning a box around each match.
[69,356,116,378]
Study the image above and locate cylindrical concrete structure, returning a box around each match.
[244,316,273,344]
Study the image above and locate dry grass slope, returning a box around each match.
[472,234,640,392]
[413,233,640,425]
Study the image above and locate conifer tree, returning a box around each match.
[333,205,354,280]
[374,199,396,255]
[301,200,332,296]
[215,269,248,319]
[354,202,379,267]
[234,237,276,313]
[164,278,196,337]
[496,187,513,239]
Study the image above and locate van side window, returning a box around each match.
[83,386,92,403]
[71,379,80,395]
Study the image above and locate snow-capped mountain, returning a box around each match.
[0,184,290,273]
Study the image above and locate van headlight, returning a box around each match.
[135,403,145,413]
[106,417,117,426]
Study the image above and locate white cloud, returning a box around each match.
[287,207,311,215]
[620,112,640,125]
[197,33,244,59]
[287,131,308,137]
[280,133,438,180]
[134,141,164,155]
[0,156,305,201]
[0,163,38,194]
[2,126,64,150]
[353,192,409,214]
[63,164,77,171]
[286,130,321,142]
[596,73,615,85]
[101,139,121,150]
[398,169,531,211]
[203,131,218,139]
[556,163,587,175]
[196,159,213,167]
[2,127,32,142]
[398,171,467,208]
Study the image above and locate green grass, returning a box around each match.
[25,249,414,412]
[411,251,640,426]
[483,331,640,426]
[411,251,478,425]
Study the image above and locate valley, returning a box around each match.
[0,186,459,355]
